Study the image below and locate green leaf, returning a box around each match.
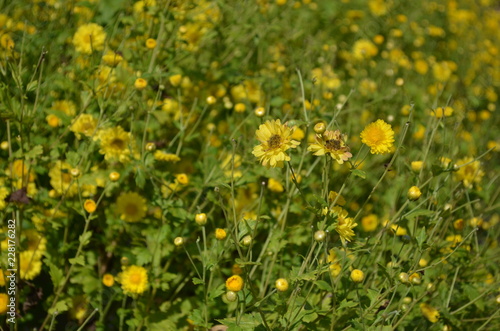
[405,209,434,221]
[26,80,38,92]
[25,145,43,160]
[315,280,332,292]
[416,227,426,249]
[192,277,204,285]
[48,300,69,315]
[351,169,366,179]
[69,255,85,266]
[79,231,92,246]
[65,150,80,167]
[47,260,64,288]
[338,299,358,310]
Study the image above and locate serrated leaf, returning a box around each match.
[48,300,69,315]
[47,260,64,288]
[351,169,366,179]
[315,280,332,292]
[338,299,358,310]
[25,145,43,159]
[192,277,204,285]
[26,80,38,92]
[79,231,92,246]
[404,209,434,221]
[416,227,426,249]
[69,255,85,266]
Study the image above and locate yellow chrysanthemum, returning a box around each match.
[70,114,98,139]
[154,151,181,162]
[48,160,77,197]
[454,157,484,189]
[252,119,300,168]
[361,214,378,232]
[97,126,134,162]
[24,229,46,257]
[352,39,378,60]
[20,250,42,280]
[308,130,353,164]
[420,303,439,323]
[360,119,395,154]
[120,265,148,295]
[116,192,147,223]
[72,23,106,54]
[226,275,244,292]
[0,293,7,315]
[336,217,357,245]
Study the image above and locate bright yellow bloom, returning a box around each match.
[308,130,352,164]
[336,217,357,244]
[268,178,284,193]
[20,251,42,280]
[350,269,364,283]
[360,119,395,154]
[71,114,98,139]
[84,199,96,213]
[102,273,115,287]
[0,293,7,315]
[120,265,148,295]
[226,275,244,292]
[361,214,378,232]
[116,192,147,223]
[252,119,300,168]
[420,303,439,323]
[215,228,227,240]
[275,278,289,291]
[454,157,484,189]
[96,126,134,162]
[154,151,181,162]
[352,39,378,60]
[72,23,106,54]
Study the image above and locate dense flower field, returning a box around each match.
[0,0,499,330]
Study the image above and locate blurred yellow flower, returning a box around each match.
[20,250,42,280]
[116,192,147,223]
[361,214,378,232]
[336,217,357,244]
[97,126,134,162]
[252,119,300,168]
[70,114,98,139]
[420,303,439,323]
[72,23,106,54]
[226,275,244,292]
[454,157,484,188]
[154,151,181,162]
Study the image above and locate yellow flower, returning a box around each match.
[215,228,227,240]
[361,214,378,232]
[275,278,289,291]
[252,119,300,168]
[101,51,123,66]
[72,23,106,54]
[454,157,484,188]
[308,130,353,164]
[102,273,115,287]
[352,39,378,60]
[0,293,7,315]
[336,217,357,244]
[226,275,244,292]
[268,178,284,193]
[328,191,346,206]
[120,265,148,295]
[49,160,77,197]
[70,114,98,139]
[145,38,157,49]
[84,199,96,213]
[350,269,364,283]
[20,250,42,280]
[134,78,148,90]
[97,126,134,162]
[360,119,395,154]
[175,173,189,185]
[154,151,181,162]
[116,192,147,223]
[431,106,453,118]
[420,303,439,323]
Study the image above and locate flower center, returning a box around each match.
[325,139,341,151]
[130,274,141,284]
[267,134,282,149]
[125,203,138,216]
[110,138,125,149]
